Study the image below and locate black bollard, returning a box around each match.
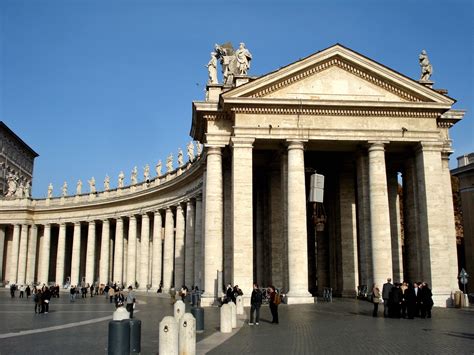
[108,319,130,355]
[129,319,141,354]
[191,306,204,333]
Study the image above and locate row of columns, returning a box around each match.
[2,199,203,291]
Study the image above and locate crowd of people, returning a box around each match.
[372,278,434,319]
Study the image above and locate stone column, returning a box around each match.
[127,216,137,287]
[270,163,284,289]
[402,156,421,282]
[17,224,29,285]
[163,207,175,291]
[99,220,110,285]
[194,196,203,288]
[387,169,403,282]
[286,140,312,302]
[368,141,392,285]
[441,152,459,290]
[416,143,457,304]
[139,213,150,289]
[38,224,51,285]
[9,224,21,284]
[339,160,359,297]
[71,222,82,285]
[356,150,372,287]
[113,217,124,284]
[184,200,195,288]
[203,146,224,303]
[26,225,38,284]
[152,211,163,288]
[55,223,67,285]
[175,204,185,288]
[0,226,5,282]
[85,220,96,285]
[231,137,254,299]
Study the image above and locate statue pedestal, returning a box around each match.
[234,75,250,87]
[206,84,223,102]
[418,80,434,88]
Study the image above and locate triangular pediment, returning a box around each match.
[222,44,454,105]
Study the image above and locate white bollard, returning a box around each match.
[229,302,237,328]
[179,313,196,355]
[174,300,185,322]
[159,316,179,355]
[112,306,130,321]
[236,296,244,315]
[220,304,232,333]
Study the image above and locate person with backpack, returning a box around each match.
[268,285,280,324]
[249,283,262,325]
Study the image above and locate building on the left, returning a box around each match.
[0,121,39,197]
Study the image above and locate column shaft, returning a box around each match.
[184,201,195,288]
[55,223,67,285]
[85,221,96,285]
[287,141,311,299]
[127,216,137,287]
[0,226,5,282]
[26,225,38,284]
[232,138,254,298]
[139,214,150,289]
[99,220,110,285]
[387,170,403,282]
[163,208,175,290]
[9,224,21,284]
[174,205,185,288]
[203,146,223,300]
[17,224,29,285]
[71,222,82,285]
[368,142,393,285]
[113,218,124,284]
[39,224,51,285]
[194,197,203,288]
[151,211,163,288]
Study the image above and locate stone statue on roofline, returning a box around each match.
[24,181,31,198]
[88,177,96,193]
[16,182,24,198]
[118,171,125,188]
[62,181,68,197]
[5,173,17,197]
[187,141,195,161]
[76,180,82,195]
[104,175,110,191]
[207,52,218,85]
[155,160,162,177]
[419,49,433,81]
[177,148,184,167]
[131,166,138,185]
[144,164,150,182]
[197,142,203,156]
[166,154,173,173]
[47,183,53,198]
[214,42,252,85]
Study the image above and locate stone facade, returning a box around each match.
[452,153,474,292]
[0,44,465,307]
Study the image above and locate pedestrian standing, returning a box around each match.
[126,286,136,318]
[70,285,76,302]
[109,286,115,304]
[26,285,31,299]
[249,283,262,325]
[34,289,42,314]
[42,286,51,314]
[372,283,381,317]
[420,282,434,318]
[382,278,393,318]
[268,285,279,324]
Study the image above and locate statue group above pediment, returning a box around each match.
[207,42,252,86]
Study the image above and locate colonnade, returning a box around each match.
[1,198,203,291]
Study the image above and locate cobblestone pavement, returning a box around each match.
[0,289,472,354]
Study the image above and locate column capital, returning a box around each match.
[129,215,136,221]
[205,145,223,156]
[141,212,150,218]
[74,221,81,227]
[102,218,110,224]
[286,139,307,150]
[231,137,255,148]
[367,141,389,152]
[415,141,443,153]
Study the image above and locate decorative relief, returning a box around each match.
[249,57,423,102]
[231,106,438,118]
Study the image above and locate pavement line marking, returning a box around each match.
[0,315,113,339]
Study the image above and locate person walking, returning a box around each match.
[126,286,136,318]
[372,283,381,317]
[382,278,393,318]
[249,283,263,325]
[420,282,434,318]
[42,286,51,314]
[70,285,76,302]
[34,289,42,314]
[268,285,279,324]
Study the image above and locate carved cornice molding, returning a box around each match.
[231,106,438,118]
[249,57,423,102]
[203,113,227,121]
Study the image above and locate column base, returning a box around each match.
[285,294,315,305]
[433,291,457,308]
[199,296,220,307]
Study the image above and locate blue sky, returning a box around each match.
[1,0,473,197]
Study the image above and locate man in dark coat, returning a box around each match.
[405,283,417,319]
[382,278,393,318]
[249,283,263,325]
[389,283,403,318]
